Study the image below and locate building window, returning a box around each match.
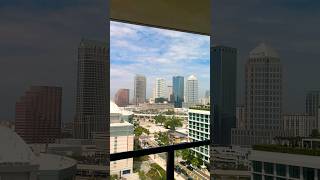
[303,167,314,180]
[122,169,131,175]
[289,165,300,178]
[276,164,286,177]
[264,162,274,175]
[253,174,262,180]
[264,175,273,180]
[276,178,286,180]
[253,161,262,172]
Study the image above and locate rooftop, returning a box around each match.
[0,126,36,164]
[110,101,122,114]
[187,74,198,81]
[189,105,210,111]
[249,43,279,59]
[252,144,320,156]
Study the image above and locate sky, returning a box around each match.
[1,0,320,122]
[213,0,320,113]
[0,0,107,122]
[110,21,210,100]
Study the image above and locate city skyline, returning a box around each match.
[110,21,210,100]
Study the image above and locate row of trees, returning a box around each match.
[154,114,183,130]
[154,132,170,146]
[176,149,204,168]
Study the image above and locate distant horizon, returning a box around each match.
[110,73,209,101]
[110,21,210,101]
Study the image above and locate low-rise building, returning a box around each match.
[110,101,134,177]
[250,141,320,180]
[0,127,77,180]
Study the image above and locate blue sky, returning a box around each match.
[110,21,210,100]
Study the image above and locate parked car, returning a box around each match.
[180,161,187,166]
[187,165,194,171]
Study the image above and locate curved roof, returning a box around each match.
[110,101,122,114]
[0,126,36,163]
[36,153,77,171]
[249,43,279,58]
[188,75,198,81]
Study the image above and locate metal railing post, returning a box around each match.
[167,149,174,180]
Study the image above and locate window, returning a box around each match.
[289,165,300,178]
[264,162,274,174]
[264,175,273,180]
[252,161,262,172]
[276,164,286,177]
[110,20,210,179]
[122,169,131,175]
[253,174,262,180]
[303,167,314,180]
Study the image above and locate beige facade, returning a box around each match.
[110,101,134,176]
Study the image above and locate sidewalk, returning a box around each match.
[148,154,185,180]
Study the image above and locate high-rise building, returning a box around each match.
[134,74,146,105]
[73,39,108,139]
[205,90,210,98]
[154,78,166,99]
[306,90,320,129]
[236,105,246,129]
[173,76,184,108]
[188,105,210,163]
[185,75,199,105]
[231,43,284,146]
[167,85,173,102]
[115,89,129,107]
[212,46,237,145]
[15,86,62,144]
[246,43,282,130]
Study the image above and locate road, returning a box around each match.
[177,163,210,180]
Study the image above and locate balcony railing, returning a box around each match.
[110,140,211,179]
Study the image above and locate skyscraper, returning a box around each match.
[15,86,62,144]
[134,74,146,105]
[306,90,320,129]
[114,89,129,107]
[246,43,282,130]
[167,85,173,102]
[73,39,108,139]
[173,76,184,108]
[154,78,166,99]
[212,46,237,145]
[185,75,199,105]
[231,43,285,146]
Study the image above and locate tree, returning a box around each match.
[191,154,204,168]
[134,126,150,137]
[154,114,166,125]
[164,116,183,130]
[181,149,193,163]
[155,132,170,146]
[110,174,118,180]
[165,109,175,115]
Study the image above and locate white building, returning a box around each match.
[185,75,199,105]
[188,106,210,162]
[110,101,134,176]
[250,147,320,180]
[154,78,166,99]
[0,126,77,180]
